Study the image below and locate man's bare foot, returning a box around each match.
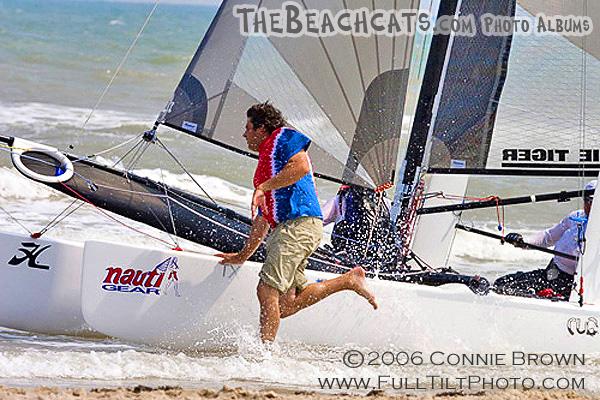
[347,267,378,310]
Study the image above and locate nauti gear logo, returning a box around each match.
[102,257,181,296]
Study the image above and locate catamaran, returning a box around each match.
[1,0,600,353]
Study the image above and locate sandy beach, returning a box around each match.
[0,386,597,400]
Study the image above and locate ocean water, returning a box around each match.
[0,0,597,394]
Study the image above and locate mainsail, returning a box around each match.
[425,0,600,176]
[519,1,600,61]
[161,0,418,189]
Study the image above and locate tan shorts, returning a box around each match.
[259,217,323,294]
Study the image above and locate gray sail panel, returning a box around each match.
[266,0,362,147]
[519,0,600,61]
[232,35,377,187]
[426,0,515,171]
[427,0,600,176]
[346,69,409,185]
[164,0,417,188]
[162,0,261,138]
[485,4,600,174]
[267,0,416,187]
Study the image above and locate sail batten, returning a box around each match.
[162,0,417,189]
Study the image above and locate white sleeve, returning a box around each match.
[525,214,571,248]
[322,196,341,226]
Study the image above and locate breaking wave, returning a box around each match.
[0,102,152,133]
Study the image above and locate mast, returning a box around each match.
[391,0,460,225]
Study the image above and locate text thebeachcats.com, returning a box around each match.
[233,2,593,38]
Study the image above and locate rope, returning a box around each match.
[73,133,144,164]
[159,167,180,247]
[577,0,589,308]
[78,1,161,134]
[58,181,176,249]
[156,138,218,205]
[430,192,506,235]
[398,178,425,259]
[362,191,385,271]
[0,205,34,236]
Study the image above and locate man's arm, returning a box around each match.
[259,150,311,191]
[216,215,270,265]
[322,195,341,226]
[526,215,571,248]
[252,151,311,217]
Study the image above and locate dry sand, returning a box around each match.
[0,386,597,400]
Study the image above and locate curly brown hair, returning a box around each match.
[246,102,286,134]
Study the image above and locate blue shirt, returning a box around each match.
[253,127,323,228]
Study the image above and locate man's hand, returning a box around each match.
[215,252,249,265]
[252,187,267,219]
[215,216,270,266]
[504,232,526,248]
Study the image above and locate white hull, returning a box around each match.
[81,240,600,353]
[0,231,91,335]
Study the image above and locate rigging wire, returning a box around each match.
[156,137,218,205]
[1,138,183,247]
[113,138,145,168]
[124,141,151,173]
[4,0,163,236]
[0,204,33,236]
[34,200,83,238]
[159,167,181,248]
[3,144,453,279]
[58,181,177,248]
[577,0,589,307]
[73,133,145,164]
[78,0,161,136]
[0,146,90,235]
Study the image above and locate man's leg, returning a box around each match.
[279,266,377,319]
[549,273,575,299]
[257,280,282,342]
[493,268,546,296]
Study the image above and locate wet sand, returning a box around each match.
[0,386,597,400]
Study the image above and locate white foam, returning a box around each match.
[0,102,152,132]
[452,228,549,265]
[0,162,251,208]
[133,168,252,209]
[0,167,59,201]
[0,331,598,392]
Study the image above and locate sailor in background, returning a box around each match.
[495,180,596,300]
[322,185,399,272]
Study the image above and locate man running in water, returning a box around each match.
[216,102,377,343]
